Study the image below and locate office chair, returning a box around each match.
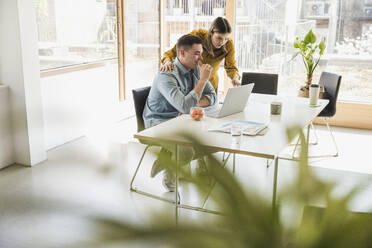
[132,86,151,133]
[292,72,341,158]
[130,86,164,199]
[241,72,278,95]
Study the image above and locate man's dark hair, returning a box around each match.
[176,34,203,55]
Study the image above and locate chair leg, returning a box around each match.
[291,135,301,158]
[323,117,339,157]
[290,122,318,146]
[201,152,232,208]
[130,145,181,205]
[290,121,320,158]
[289,118,339,160]
[310,122,319,145]
[130,145,151,191]
[266,159,274,168]
[304,117,339,158]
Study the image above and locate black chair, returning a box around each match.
[318,72,342,119]
[130,86,158,195]
[132,86,151,132]
[317,72,341,157]
[292,72,341,158]
[241,72,278,95]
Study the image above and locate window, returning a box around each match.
[235,0,372,104]
[33,0,118,71]
[164,0,227,91]
[124,0,160,98]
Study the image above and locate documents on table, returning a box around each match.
[208,120,268,136]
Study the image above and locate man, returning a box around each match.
[143,34,217,191]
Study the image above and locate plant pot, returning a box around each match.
[298,85,309,98]
[298,84,325,98]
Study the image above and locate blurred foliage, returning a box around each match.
[2,127,372,248]
[81,126,372,248]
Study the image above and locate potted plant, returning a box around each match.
[292,29,326,97]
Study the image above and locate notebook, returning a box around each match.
[204,84,254,118]
[208,120,268,136]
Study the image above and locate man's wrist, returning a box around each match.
[198,78,208,84]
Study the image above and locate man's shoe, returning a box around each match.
[150,159,164,178]
[196,158,208,175]
[196,158,212,185]
[150,148,171,178]
[162,170,176,192]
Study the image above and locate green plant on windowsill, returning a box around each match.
[292,29,326,97]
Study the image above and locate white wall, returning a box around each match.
[41,64,134,150]
[0,86,14,169]
[0,0,46,166]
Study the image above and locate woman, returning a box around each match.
[160,17,240,91]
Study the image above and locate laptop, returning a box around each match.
[205,84,254,118]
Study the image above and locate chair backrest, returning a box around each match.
[132,86,151,132]
[241,72,278,95]
[318,72,342,117]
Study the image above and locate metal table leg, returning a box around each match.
[272,156,279,210]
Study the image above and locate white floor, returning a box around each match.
[1,117,372,247]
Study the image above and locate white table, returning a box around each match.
[133,94,329,214]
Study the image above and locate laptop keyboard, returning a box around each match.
[204,104,222,118]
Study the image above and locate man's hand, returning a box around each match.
[160,61,174,72]
[198,96,210,107]
[231,77,241,87]
[199,64,213,83]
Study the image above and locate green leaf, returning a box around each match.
[319,40,326,55]
[303,29,314,44]
[310,30,316,43]
[291,51,300,60]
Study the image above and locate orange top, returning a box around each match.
[161,29,240,89]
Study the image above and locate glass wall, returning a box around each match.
[33,0,118,71]
[125,0,160,98]
[235,0,372,103]
[294,0,372,102]
[164,0,227,90]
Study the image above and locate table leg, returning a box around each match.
[306,124,310,155]
[272,157,279,210]
[233,153,236,174]
[175,144,179,225]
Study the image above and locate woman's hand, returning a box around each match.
[231,77,241,87]
[160,61,174,72]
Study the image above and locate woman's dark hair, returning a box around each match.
[205,17,232,56]
[176,34,203,55]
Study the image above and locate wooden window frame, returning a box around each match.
[40,58,118,78]
[117,0,125,100]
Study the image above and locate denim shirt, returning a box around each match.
[143,58,217,128]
